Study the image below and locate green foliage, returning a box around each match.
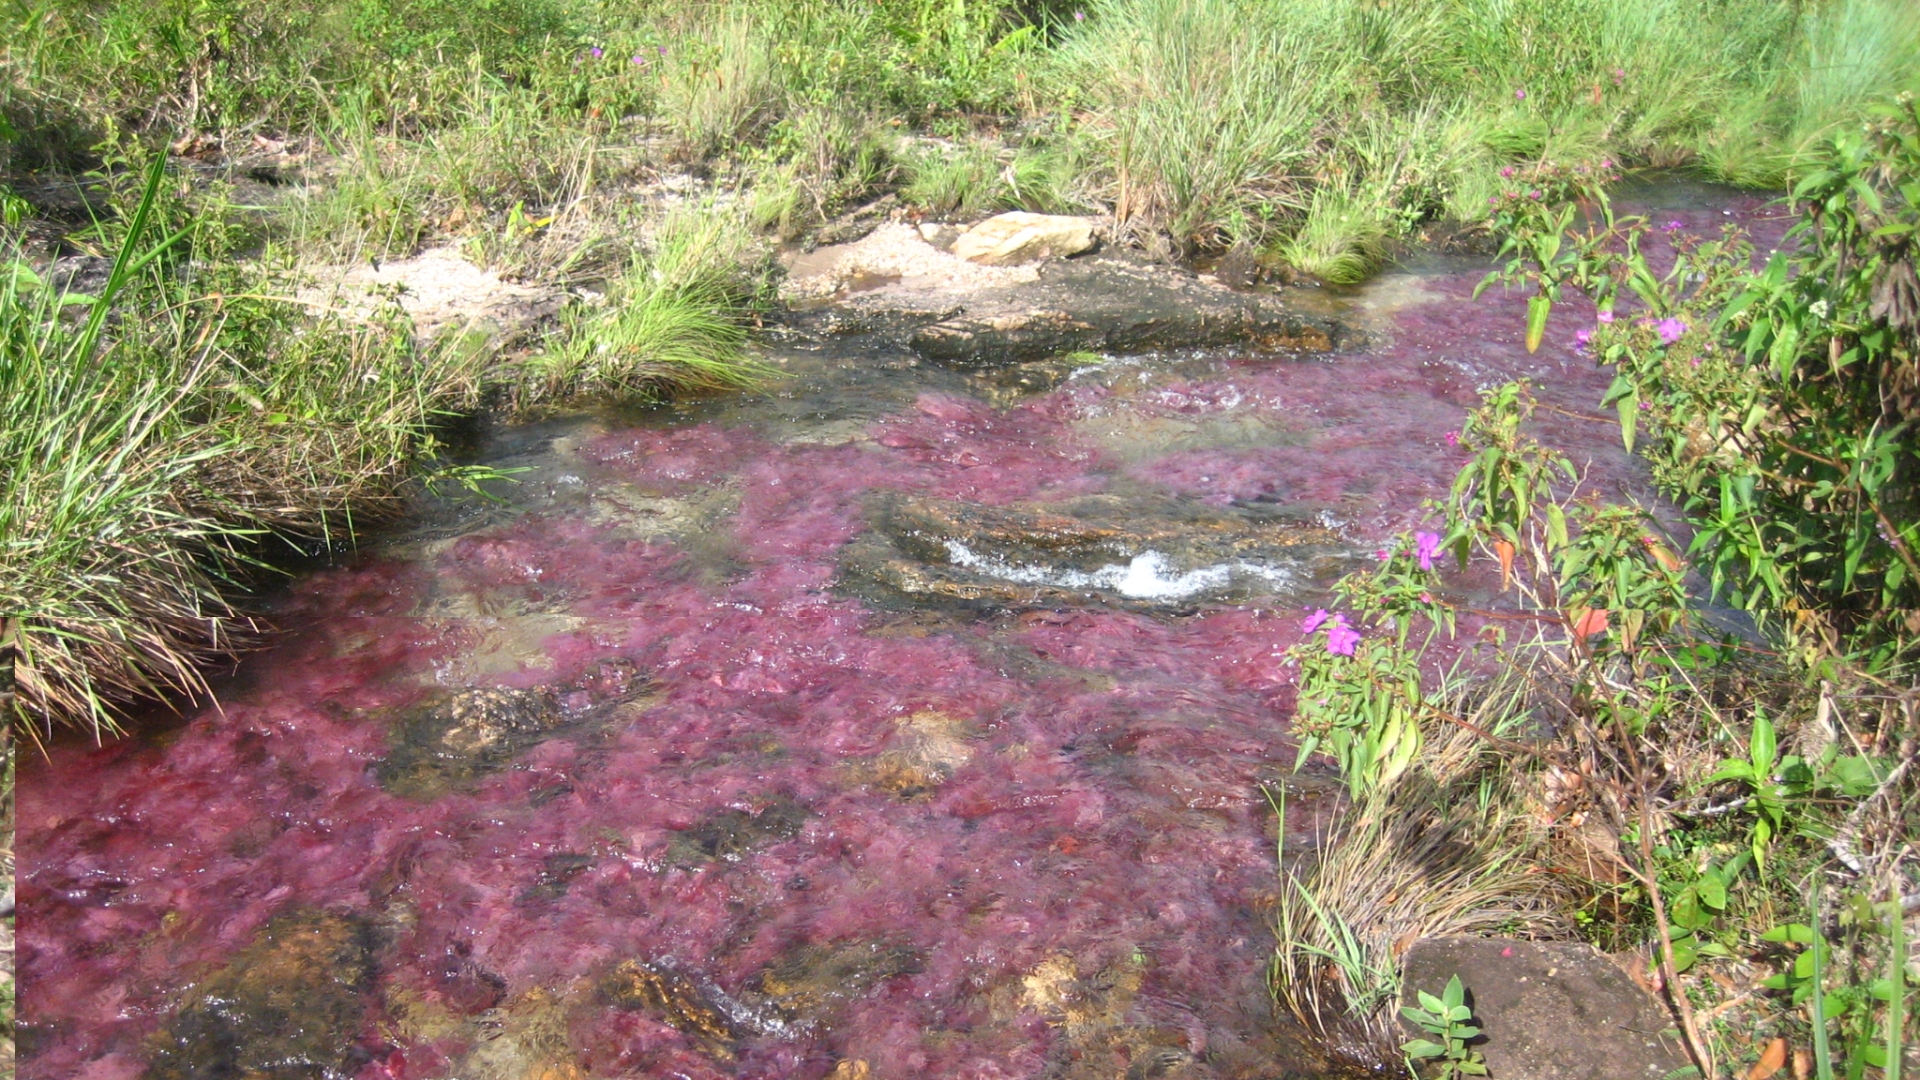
[1401,975,1489,1079]
[3,156,490,735]
[1484,97,1920,660]
[521,200,775,405]
[1044,0,1912,262]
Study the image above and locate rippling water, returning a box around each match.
[17,186,1787,1080]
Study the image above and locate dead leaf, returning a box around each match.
[1746,1037,1787,1080]
[1494,539,1516,588]
[1569,607,1610,642]
[1791,1046,1812,1080]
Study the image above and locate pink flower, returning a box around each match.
[1662,219,1684,233]
[1444,430,1459,447]
[1655,318,1687,345]
[1575,328,1593,348]
[1074,9,1084,19]
[589,46,603,58]
[1326,617,1361,656]
[1528,189,1542,200]
[1302,609,1332,633]
[1499,166,1515,179]
[1596,310,1614,323]
[1515,88,1527,101]
[1415,531,1442,571]
[1612,68,1626,84]
[1375,549,1391,561]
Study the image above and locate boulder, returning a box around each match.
[1399,936,1690,1080]
[953,212,1096,266]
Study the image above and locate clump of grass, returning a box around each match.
[901,138,1006,218]
[1273,670,1571,1064]
[1271,186,1392,285]
[4,157,488,738]
[519,199,775,405]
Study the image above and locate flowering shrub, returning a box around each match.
[1481,97,1920,661]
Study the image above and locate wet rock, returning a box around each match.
[843,710,974,797]
[953,212,1097,266]
[662,799,811,867]
[840,493,1356,612]
[599,960,739,1054]
[1399,936,1690,1080]
[1014,953,1205,1080]
[780,226,1352,366]
[905,256,1345,366]
[375,687,569,799]
[752,939,924,1025]
[147,909,378,1080]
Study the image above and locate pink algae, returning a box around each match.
[18,195,1786,1079]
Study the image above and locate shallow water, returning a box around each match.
[17,187,1790,1080]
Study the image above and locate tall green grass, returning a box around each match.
[1047,0,1919,272]
[2,158,489,737]
[520,199,775,405]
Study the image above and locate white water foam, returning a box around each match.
[941,541,1293,601]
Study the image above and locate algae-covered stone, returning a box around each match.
[662,799,811,868]
[752,939,923,1025]
[843,711,974,798]
[598,960,738,1056]
[147,909,378,1080]
[376,687,567,798]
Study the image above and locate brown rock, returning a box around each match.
[1400,936,1690,1080]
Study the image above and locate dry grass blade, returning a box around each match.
[1273,670,1572,1065]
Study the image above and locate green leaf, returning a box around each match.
[1525,294,1551,354]
[1402,1039,1447,1059]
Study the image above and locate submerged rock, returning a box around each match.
[375,687,571,798]
[840,493,1356,612]
[147,909,378,1080]
[842,710,975,798]
[752,939,924,1026]
[599,960,740,1056]
[953,212,1097,266]
[1400,936,1690,1080]
[662,799,811,868]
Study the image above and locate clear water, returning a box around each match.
[16,188,1789,1080]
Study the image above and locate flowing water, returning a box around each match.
[17,186,1788,1080]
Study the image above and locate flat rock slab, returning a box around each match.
[298,246,565,342]
[1401,936,1689,1080]
[781,224,1353,367]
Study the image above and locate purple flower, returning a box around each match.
[633,54,646,64]
[1515,88,1527,101]
[1662,219,1684,233]
[1596,309,1614,324]
[1655,318,1687,345]
[659,44,669,55]
[1074,9,1084,19]
[1326,617,1361,656]
[1415,531,1442,571]
[590,46,603,58]
[1574,327,1592,349]
[1302,608,1332,633]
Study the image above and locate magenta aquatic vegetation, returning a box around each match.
[16,189,1797,1080]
